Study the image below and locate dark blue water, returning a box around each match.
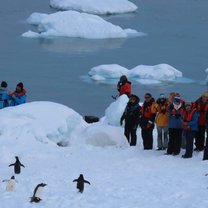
[0,0,208,116]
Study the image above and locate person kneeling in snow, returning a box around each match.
[9,82,26,106]
[120,94,141,146]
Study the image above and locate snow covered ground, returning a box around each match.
[22,11,144,39]
[49,0,138,15]
[0,98,208,208]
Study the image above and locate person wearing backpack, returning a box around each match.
[0,81,11,109]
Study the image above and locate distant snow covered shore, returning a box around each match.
[49,0,138,15]
[22,11,145,39]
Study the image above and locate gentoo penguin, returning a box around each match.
[2,176,16,192]
[9,156,25,174]
[73,174,90,193]
[30,183,47,203]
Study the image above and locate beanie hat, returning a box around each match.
[129,94,140,104]
[173,96,181,104]
[120,75,127,82]
[1,81,7,88]
[17,82,24,90]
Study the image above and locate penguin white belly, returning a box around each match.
[35,187,43,198]
[6,179,16,192]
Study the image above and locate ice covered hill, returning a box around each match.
[49,0,138,15]
[22,11,144,39]
[0,99,208,208]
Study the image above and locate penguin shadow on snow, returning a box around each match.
[73,174,91,193]
[9,156,25,174]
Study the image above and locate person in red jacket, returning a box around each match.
[194,92,208,151]
[117,75,131,97]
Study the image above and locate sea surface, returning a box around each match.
[0,0,208,117]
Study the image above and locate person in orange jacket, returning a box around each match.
[140,93,157,150]
[155,93,169,150]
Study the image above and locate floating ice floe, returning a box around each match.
[49,0,138,15]
[87,64,187,85]
[22,11,144,39]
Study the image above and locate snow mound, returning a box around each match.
[0,101,128,148]
[22,11,141,39]
[49,0,138,15]
[101,95,129,126]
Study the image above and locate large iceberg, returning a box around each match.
[50,0,138,15]
[22,11,143,39]
[87,64,183,84]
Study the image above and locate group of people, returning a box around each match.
[0,81,26,109]
[118,75,208,160]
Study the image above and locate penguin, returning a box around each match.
[30,183,47,203]
[2,175,16,192]
[73,174,90,193]
[9,156,25,174]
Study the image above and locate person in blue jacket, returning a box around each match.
[9,82,26,106]
[0,81,11,109]
[181,102,199,158]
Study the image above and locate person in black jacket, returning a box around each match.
[120,94,141,146]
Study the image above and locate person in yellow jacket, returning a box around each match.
[155,93,169,150]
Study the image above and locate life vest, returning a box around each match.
[183,108,196,122]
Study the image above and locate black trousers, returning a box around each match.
[195,125,205,150]
[124,126,137,146]
[141,128,153,149]
[167,128,182,155]
[183,130,196,157]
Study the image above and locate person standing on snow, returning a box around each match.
[193,92,208,151]
[120,94,141,146]
[166,96,184,156]
[155,93,169,150]
[140,93,157,150]
[181,102,199,158]
[9,82,26,106]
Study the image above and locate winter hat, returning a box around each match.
[159,93,165,99]
[1,81,7,88]
[129,94,140,104]
[173,96,181,104]
[120,75,127,82]
[17,82,24,90]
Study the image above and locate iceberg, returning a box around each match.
[22,11,141,39]
[50,0,138,15]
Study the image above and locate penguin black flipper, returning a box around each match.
[8,163,15,167]
[84,180,91,185]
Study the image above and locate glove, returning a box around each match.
[175,114,180,119]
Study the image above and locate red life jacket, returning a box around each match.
[119,82,131,97]
[194,101,208,125]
